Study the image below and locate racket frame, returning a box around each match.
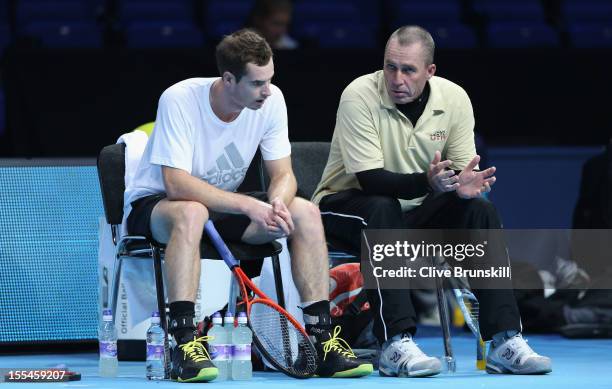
[453,288,486,370]
[205,221,318,378]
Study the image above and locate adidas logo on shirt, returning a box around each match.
[203,143,249,186]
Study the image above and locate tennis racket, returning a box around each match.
[204,220,318,379]
[453,288,486,370]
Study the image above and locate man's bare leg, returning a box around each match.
[286,198,329,301]
[148,199,218,381]
[241,197,371,377]
[241,197,328,301]
[150,199,208,302]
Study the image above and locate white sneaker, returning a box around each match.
[486,333,552,374]
[378,334,441,377]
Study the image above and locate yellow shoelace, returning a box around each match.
[179,336,213,362]
[321,326,357,361]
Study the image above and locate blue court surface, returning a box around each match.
[1,333,610,388]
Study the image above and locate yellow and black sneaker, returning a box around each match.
[170,336,218,382]
[314,325,373,378]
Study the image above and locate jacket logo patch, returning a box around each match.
[430,129,447,141]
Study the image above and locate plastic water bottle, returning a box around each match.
[224,312,235,379]
[231,312,252,380]
[99,308,118,377]
[208,312,230,380]
[146,311,165,380]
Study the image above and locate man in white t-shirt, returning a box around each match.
[124,29,372,382]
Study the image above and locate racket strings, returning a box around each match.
[454,289,487,369]
[250,302,317,376]
[466,299,480,322]
[457,289,480,326]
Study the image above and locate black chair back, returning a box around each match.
[290,142,331,199]
[97,143,126,225]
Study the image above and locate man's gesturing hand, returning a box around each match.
[427,150,459,193]
[456,155,496,199]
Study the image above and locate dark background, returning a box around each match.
[0,0,611,157]
[2,46,611,157]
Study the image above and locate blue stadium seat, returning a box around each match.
[424,23,478,49]
[0,24,9,54]
[389,0,463,27]
[119,0,193,23]
[473,0,545,22]
[125,21,204,48]
[293,21,377,48]
[208,20,245,40]
[0,0,8,51]
[386,1,476,49]
[205,0,254,39]
[317,25,376,49]
[487,22,560,47]
[293,0,378,28]
[22,21,103,48]
[16,0,104,47]
[293,1,360,23]
[569,23,612,48]
[0,0,8,25]
[563,0,612,23]
[292,0,377,48]
[16,0,103,28]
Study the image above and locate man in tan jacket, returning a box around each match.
[313,25,552,378]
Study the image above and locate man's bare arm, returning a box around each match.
[264,156,297,206]
[263,157,297,235]
[162,166,276,230]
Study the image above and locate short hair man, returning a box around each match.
[125,29,371,382]
[312,26,552,377]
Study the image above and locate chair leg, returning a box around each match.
[433,255,456,373]
[152,247,167,329]
[110,253,123,324]
[152,245,170,379]
[271,254,286,309]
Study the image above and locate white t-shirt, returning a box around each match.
[124,77,291,219]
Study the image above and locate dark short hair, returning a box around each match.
[386,25,435,65]
[215,29,273,82]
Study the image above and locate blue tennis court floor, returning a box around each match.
[1,334,610,388]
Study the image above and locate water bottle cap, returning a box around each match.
[223,311,234,324]
[212,311,222,324]
[151,311,159,318]
[237,313,247,324]
[150,311,160,324]
[102,309,113,321]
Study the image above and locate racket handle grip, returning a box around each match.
[476,338,487,370]
[204,221,238,268]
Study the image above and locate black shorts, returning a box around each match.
[126,191,268,243]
